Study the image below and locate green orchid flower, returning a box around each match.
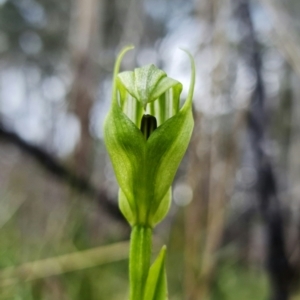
[104,46,195,228]
[103,46,195,300]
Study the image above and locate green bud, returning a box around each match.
[104,46,195,227]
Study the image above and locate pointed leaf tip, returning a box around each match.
[112,45,135,105]
[179,48,196,111]
[143,246,168,300]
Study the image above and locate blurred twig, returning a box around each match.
[235,0,294,299]
[0,241,129,287]
[0,121,125,224]
[69,0,101,179]
[184,0,240,298]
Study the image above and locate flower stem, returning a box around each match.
[129,225,152,300]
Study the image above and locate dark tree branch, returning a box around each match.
[0,122,125,224]
[234,0,294,299]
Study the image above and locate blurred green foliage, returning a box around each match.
[211,262,269,300]
[0,207,270,299]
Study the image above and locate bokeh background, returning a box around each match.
[0,0,299,299]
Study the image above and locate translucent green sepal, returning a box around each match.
[117,64,182,107]
[150,188,171,226]
[119,188,171,227]
[143,246,168,300]
[119,188,135,226]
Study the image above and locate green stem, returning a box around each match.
[129,225,152,300]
